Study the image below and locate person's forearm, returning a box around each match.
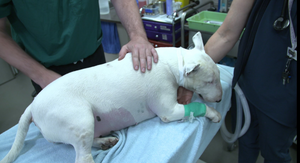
[0,31,45,80]
[111,0,147,40]
[205,0,255,63]
[204,31,236,63]
[0,18,60,88]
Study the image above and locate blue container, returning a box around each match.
[166,0,173,16]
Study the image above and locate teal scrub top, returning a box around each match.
[0,0,102,67]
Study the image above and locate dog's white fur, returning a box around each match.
[0,32,222,163]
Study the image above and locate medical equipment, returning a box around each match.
[144,4,160,16]
[273,0,289,31]
[186,11,227,33]
[217,64,251,145]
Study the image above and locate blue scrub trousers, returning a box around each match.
[238,101,297,163]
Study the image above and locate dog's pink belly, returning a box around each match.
[93,107,136,137]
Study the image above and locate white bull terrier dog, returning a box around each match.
[0,32,222,163]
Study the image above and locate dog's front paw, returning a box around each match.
[205,106,222,123]
[210,111,221,123]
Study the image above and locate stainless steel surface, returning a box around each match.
[175,1,199,13]
[157,1,166,15]
[181,1,215,47]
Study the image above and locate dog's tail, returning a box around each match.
[0,104,32,163]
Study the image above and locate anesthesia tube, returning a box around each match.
[217,65,251,144]
[220,84,251,143]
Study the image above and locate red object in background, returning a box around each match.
[148,39,182,48]
[138,1,146,8]
[148,34,188,48]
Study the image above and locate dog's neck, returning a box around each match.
[176,48,185,87]
[164,47,186,87]
[160,47,188,87]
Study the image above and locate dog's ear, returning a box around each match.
[192,32,205,52]
[184,64,200,76]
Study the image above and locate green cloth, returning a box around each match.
[184,102,206,117]
[0,0,102,67]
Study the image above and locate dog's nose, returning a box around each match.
[216,99,222,103]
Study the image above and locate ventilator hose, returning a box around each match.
[216,64,251,144]
[220,84,251,144]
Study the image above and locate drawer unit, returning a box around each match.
[143,20,181,33]
[143,20,183,43]
[145,29,181,43]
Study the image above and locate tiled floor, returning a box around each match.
[0,53,297,163]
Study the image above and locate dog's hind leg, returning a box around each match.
[93,137,119,150]
[70,113,95,163]
[54,106,96,163]
[37,108,96,163]
[73,136,94,163]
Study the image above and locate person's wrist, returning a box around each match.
[129,32,147,41]
[32,68,60,89]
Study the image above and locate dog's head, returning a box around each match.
[181,32,222,103]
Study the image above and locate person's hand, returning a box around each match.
[118,36,158,73]
[177,86,194,105]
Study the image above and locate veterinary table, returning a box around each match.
[0,65,233,163]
